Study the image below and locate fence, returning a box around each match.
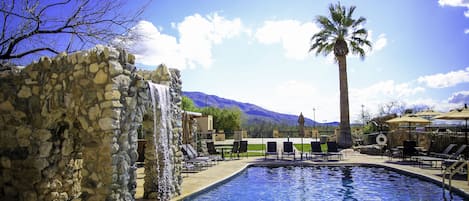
[385,130,468,153]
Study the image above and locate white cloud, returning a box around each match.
[439,0,469,33]
[448,90,469,104]
[351,80,425,101]
[115,20,185,68]
[177,13,245,68]
[417,67,469,88]
[364,31,388,56]
[255,20,320,60]
[438,0,469,7]
[374,34,388,51]
[116,13,247,70]
[253,20,389,62]
[349,80,425,116]
[275,80,317,97]
[248,80,340,121]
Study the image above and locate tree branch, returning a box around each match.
[0,0,151,62]
[1,47,59,59]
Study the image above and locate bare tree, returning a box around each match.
[354,107,371,125]
[0,0,150,64]
[378,101,407,116]
[411,104,432,113]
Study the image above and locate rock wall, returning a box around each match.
[0,46,182,201]
[140,66,183,200]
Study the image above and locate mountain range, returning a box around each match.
[183,91,339,126]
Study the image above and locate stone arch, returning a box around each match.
[0,46,183,201]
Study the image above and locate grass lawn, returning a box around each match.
[219,143,328,158]
[213,144,266,158]
[294,144,311,152]
[245,144,328,157]
[214,143,328,158]
[248,144,265,151]
[294,143,327,152]
[247,144,265,157]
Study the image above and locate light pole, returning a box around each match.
[361,104,365,127]
[313,108,317,141]
[324,120,328,132]
[313,108,316,127]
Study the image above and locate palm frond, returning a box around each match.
[347,6,356,22]
[330,3,343,27]
[350,41,366,60]
[351,28,367,36]
[310,2,372,60]
[352,16,366,28]
[316,16,337,33]
[351,37,369,47]
[323,43,335,56]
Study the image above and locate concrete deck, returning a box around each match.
[135,151,469,201]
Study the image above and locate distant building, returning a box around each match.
[194,115,214,141]
[194,115,213,133]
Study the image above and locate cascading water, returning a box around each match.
[148,82,174,201]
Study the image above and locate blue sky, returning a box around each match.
[122,0,469,122]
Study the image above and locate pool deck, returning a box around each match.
[135,151,469,201]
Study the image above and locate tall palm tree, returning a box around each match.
[310,2,371,148]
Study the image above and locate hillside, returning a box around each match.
[183,91,339,126]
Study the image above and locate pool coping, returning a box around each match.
[175,160,469,200]
[177,162,251,201]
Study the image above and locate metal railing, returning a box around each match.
[442,160,467,195]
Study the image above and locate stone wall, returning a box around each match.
[386,130,431,149]
[140,66,183,200]
[0,46,182,201]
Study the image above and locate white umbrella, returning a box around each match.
[386,114,431,140]
[434,104,469,157]
[415,110,442,120]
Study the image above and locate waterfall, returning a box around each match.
[148,82,174,200]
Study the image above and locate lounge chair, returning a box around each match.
[388,147,402,160]
[419,140,434,156]
[310,141,326,160]
[181,144,213,167]
[238,140,248,158]
[436,145,467,159]
[206,141,219,154]
[326,141,342,160]
[282,141,295,160]
[181,161,203,174]
[402,140,418,160]
[430,144,457,158]
[206,141,222,161]
[230,141,240,159]
[265,141,278,160]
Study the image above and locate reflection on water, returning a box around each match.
[187,166,465,201]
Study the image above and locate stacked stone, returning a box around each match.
[169,68,183,196]
[0,51,90,201]
[139,65,183,199]
[0,45,183,201]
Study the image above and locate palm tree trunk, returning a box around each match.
[337,55,352,148]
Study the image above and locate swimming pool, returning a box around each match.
[186,165,466,201]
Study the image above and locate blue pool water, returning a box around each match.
[186,166,466,201]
